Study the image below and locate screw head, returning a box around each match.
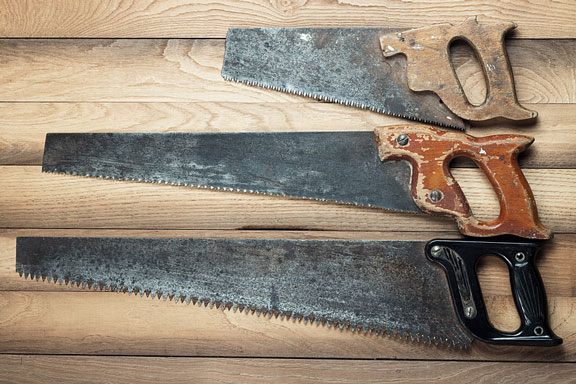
[396,134,410,146]
[534,325,544,336]
[429,190,443,202]
[430,245,442,257]
[464,306,477,319]
[515,252,526,263]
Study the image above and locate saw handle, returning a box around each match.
[380,17,536,122]
[375,124,552,239]
[426,239,561,346]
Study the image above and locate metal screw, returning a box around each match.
[397,134,410,146]
[515,252,526,263]
[464,306,477,319]
[534,326,544,336]
[430,190,443,202]
[430,245,442,257]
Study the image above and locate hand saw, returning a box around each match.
[16,236,562,347]
[221,17,537,129]
[42,124,551,239]
[34,125,557,347]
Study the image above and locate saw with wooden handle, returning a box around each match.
[42,124,551,239]
[222,17,536,129]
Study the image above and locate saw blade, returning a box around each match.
[42,132,422,213]
[16,237,472,347]
[222,28,466,130]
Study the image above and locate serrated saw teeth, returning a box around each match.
[40,169,421,215]
[16,268,465,349]
[223,76,464,131]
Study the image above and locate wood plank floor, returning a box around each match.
[0,1,575,382]
[1,356,576,384]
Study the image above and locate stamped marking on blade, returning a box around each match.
[222,28,465,130]
[17,237,472,347]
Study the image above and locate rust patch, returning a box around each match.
[374,124,552,239]
[380,17,537,122]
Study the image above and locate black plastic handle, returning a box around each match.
[426,239,561,346]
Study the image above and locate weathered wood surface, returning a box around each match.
[0,0,575,39]
[0,1,575,379]
[0,39,573,104]
[1,103,574,168]
[0,167,574,232]
[1,355,576,384]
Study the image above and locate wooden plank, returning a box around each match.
[0,166,574,232]
[1,355,575,384]
[0,103,574,168]
[0,39,573,103]
[2,229,574,298]
[0,0,574,39]
[0,291,573,361]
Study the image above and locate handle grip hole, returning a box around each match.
[449,157,500,222]
[476,254,521,332]
[449,39,488,106]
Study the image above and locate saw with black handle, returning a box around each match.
[16,236,561,347]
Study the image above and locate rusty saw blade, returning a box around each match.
[16,236,472,347]
[222,28,465,130]
[42,131,421,213]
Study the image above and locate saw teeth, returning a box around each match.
[16,268,467,349]
[42,170,421,215]
[223,76,464,131]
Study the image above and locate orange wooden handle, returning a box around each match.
[374,125,552,239]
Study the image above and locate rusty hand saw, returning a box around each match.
[17,124,561,348]
[17,236,561,347]
[222,17,537,129]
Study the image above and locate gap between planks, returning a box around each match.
[0,103,575,168]
[0,0,575,38]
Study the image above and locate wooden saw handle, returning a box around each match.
[380,17,537,122]
[374,125,552,239]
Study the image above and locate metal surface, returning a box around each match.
[16,237,472,347]
[43,131,422,213]
[222,28,465,130]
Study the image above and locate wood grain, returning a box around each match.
[2,229,574,298]
[0,0,575,39]
[1,355,575,384]
[1,103,574,168]
[0,39,573,103]
[0,291,573,361]
[0,167,573,232]
[0,0,574,376]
